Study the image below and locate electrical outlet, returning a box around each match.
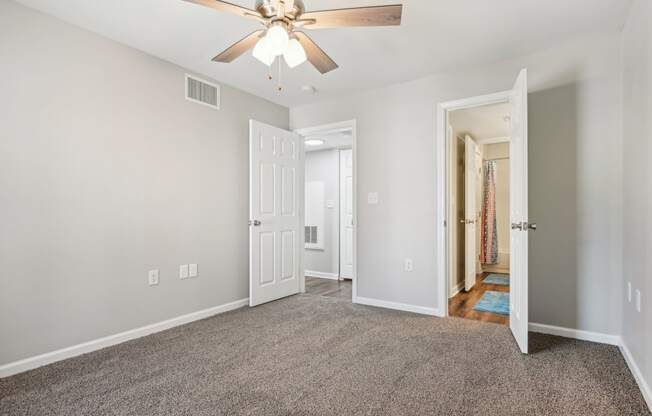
[180,264,189,279]
[635,289,641,313]
[148,269,159,286]
[189,263,198,278]
[627,282,632,303]
[404,259,413,272]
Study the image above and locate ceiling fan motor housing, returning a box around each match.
[255,0,305,19]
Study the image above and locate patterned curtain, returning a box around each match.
[481,160,499,264]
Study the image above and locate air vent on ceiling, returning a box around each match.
[185,74,220,110]
[305,226,318,245]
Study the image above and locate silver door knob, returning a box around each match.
[511,222,523,230]
[460,219,475,224]
[249,220,261,226]
[526,222,537,231]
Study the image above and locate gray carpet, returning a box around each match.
[1,294,649,415]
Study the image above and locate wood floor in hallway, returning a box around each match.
[448,272,510,325]
[305,276,352,300]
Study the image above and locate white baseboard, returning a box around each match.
[305,271,340,280]
[620,340,652,410]
[0,298,249,379]
[449,281,464,298]
[353,296,440,316]
[528,322,620,346]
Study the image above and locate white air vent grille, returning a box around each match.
[185,74,220,110]
[305,226,318,244]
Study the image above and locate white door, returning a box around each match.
[464,136,478,291]
[339,149,353,279]
[249,120,303,306]
[509,69,529,353]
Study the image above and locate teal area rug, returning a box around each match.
[483,274,510,286]
[474,291,510,315]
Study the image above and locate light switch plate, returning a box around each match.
[180,264,189,279]
[148,269,159,286]
[368,192,379,205]
[404,259,413,272]
[189,263,198,278]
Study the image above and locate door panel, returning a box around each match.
[510,69,529,354]
[464,136,478,291]
[339,149,354,279]
[250,120,303,306]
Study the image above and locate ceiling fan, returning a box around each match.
[183,0,403,74]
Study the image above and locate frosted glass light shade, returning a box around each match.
[266,25,289,56]
[283,38,307,68]
[252,36,275,66]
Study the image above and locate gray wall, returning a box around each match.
[290,32,623,335]
[304,149,340,275]
[0,0,288,365]
[621,0,651,399]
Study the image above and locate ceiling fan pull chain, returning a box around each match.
[277,58,283,92]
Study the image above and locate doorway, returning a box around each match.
[446,103,512,326]
[435,69,530,353]
[296,121,357,302]
[248,119,357,307]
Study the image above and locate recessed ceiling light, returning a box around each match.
[305,138,325,146]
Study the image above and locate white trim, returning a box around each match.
[0,298,248,379]
[528,323,620,346]
[449,281,465,298]
[305,271,340,280]
[295,120,358,300]
[436,91,512,319]
[620,340,652,410]
[354,296,440,317]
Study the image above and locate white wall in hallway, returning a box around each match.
[304,149,340,275]
[290,32,623,336]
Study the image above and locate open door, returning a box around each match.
[464,136,478,291]
[249,120,303,306]
[509,69,529,353]
[339,149,354,279]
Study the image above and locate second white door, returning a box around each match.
[464,136,478,291]
[339,149,353,279]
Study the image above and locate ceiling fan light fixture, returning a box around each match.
[283,38,307,68]
[305,138,325,146]
[266,24,289,56]
[252,36,275,66]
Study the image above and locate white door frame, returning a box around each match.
[435,91,511,318]
[294,120,358,300]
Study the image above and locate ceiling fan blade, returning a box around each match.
[182,0,263,21]
[294,32,338,74]
[212,30,265,62]
[299,5,402,29]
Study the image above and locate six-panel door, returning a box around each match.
[250,120,303,306]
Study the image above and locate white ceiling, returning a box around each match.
[449,102,511,141]
[15,0,632,108]
[304,129,352,152]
